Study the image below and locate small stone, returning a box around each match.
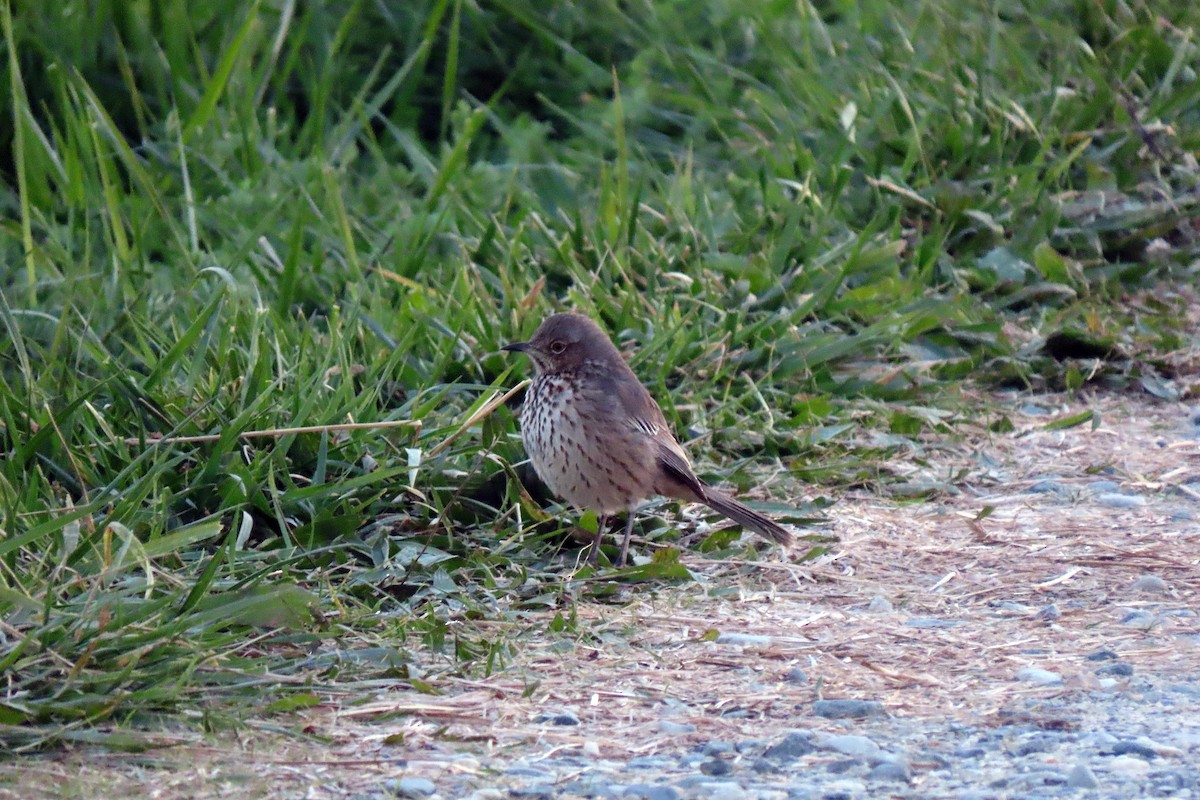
[1016,667,1063,685]
[811,699,886,719]
[1189,406,1200,427]
[702,741,734,756]
[1010,770,1067,788]
[1132,735,1185,757]
[825,758,858,774]
[1087,480,1122,494]
[1111,741,1159,759]
[657,720,695,735]
[1095,662,1134,677]
[534,710,580,725]
[867,595,894,612]
[1121,610,1157,630]
[1086,649,1118,661]
[699,759,733,776]
[1108,755,1151,775]
[696,784,746,800]
[1037,603,1061,621]
[623,785,680,800]
[867,760,911,783]
[582,741,601,757]
[1095,493,1146,509]
[715,633,773,646]
[784,666,808,684]
[387,777,436,797]
[1014,733,1060,756]
[1029,479,1068,494]
[817,734,881,761]
[465,791,506,800]
[1130,575,1168,593]
[624,782,681,800]
[1066,763,1100,789]
[751,758,777,774]
[764,731,815,761]
[904,617,963,629]
[509,788,554,800]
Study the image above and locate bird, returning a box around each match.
[502,312,793,566]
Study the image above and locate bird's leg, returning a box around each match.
[618,511,636,567]
[588,514,607,565]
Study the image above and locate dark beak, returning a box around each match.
[502,341,529,353]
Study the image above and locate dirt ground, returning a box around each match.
[3,391,1198,799]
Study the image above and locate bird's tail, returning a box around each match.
[701,489,793,545]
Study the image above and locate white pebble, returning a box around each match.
[1108,755,1150,775]
[1016,667,1063,685]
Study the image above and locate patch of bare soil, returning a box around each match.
[3,393,1198,798]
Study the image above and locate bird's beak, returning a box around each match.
[502,341,529,353]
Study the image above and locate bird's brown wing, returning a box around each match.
[609,366,710,502]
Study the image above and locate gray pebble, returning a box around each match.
[1095,662,1134,677]
[817,734,881,761]
[1121,610,1158,629]
[509,788,555,800]
[1037,603,1061,621]
[716,633,774,646]
[1029,479,1069,494]
[764,732,815,761]
[504,766,552,778]
[533,710,580,725]
[623,784,680,800]
[811,699,886,719]
[387,777,436,797]
[1095,492,1146,508]
[1016,667,1063,685]
[560,781,619,798]
[1010,770,1068,788]
[1020,404,1051,416]
[694,784,747,800]
[627,757,673,770]
[751,758,778,774]
[1066,763,1101,789]
[1111,741,1159,759]
[1190,406,1200,427]
[657,720,696,734]
[1086,649,1118,661]
[867,760,911,783]
[904,617,963,629]
[1129,574,1168,593]
[867,595,894,612]
[1088,480,1123,494]
[825,758,858,774]
[1014,733,1061,756]
[698,759,733,776]
[995,601,1033,613]
[784,666,808,684]
[702,741,735,756]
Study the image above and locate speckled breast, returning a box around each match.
[519,372,640,513]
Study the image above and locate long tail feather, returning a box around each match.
[701,489,793,545]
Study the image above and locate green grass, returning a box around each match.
[1,0,1197,748]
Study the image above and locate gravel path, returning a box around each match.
[4,393,1197,799]
[385,673,1200,799]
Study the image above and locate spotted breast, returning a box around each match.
[519,367,650,514]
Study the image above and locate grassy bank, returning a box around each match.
[0,0,1197,748]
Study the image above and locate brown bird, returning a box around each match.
[503,313,793,566]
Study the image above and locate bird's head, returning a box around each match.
[502,313,619,374]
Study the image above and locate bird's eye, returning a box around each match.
[549,340,567,354]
